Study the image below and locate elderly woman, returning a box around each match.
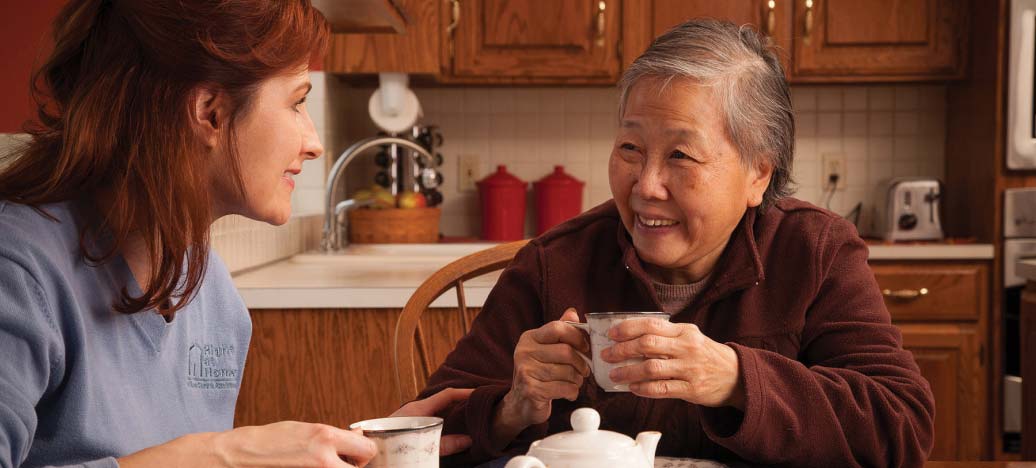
[421,19,936,468]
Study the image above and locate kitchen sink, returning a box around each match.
[290,242,501,265]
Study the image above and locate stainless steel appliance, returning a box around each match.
[1002,187,1034,452]
[1008,0,1036,168]
[870,178,944,242]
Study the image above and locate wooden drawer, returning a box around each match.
[869,262,988,321]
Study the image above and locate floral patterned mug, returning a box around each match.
[565,311,671,392]
[349,416,443,467]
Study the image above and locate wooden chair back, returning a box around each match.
[394,240,530,404]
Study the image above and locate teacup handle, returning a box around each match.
[562,321,594,368]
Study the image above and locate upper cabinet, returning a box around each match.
[325,0,968,84]
[446,0,622,83]
[790,0,968,82]
[313,0,408,33]
[622,0,792,70]
[326,0,442,74]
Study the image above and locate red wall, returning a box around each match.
[0,0,67,133]
[0,1,324,133]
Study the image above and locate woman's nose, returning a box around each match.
[633,164,668,200]
[301,112,324,160]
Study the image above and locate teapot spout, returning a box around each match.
[636,431,662,467]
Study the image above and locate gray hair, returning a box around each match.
[618,19,794,211]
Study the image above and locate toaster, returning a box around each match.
[870,177,944,242]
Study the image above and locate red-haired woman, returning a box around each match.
[0,1,468,467]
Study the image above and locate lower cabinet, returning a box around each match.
[898,323,984,461]
[234,307,479,428]
[871,260,990,460]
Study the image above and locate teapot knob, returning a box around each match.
[570,408,600,433]
[504,455,547,468]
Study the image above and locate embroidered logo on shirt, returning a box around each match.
[187,343,239,389]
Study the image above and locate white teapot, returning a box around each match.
[504,408,661,468]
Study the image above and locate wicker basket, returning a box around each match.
[347,207,441,244]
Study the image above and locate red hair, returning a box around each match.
[0,0,329,315]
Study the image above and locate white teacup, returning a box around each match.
[565,311,671,392]
[348,416,443,468]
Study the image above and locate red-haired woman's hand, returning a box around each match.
[117,421,377,468]
[212,421,377,467]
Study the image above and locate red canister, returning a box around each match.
[534,165,585,235]
[477,165,527,241]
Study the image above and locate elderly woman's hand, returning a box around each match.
[392,388,474,456]
[491,308,591,449]
[601,318,746,410]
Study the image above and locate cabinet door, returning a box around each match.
[235,307,480,428]
[326,0,441,74]
[790,0,966,82]
[622,0,792,69]
[870,262,988,321]
[899,323,984,460]
[446,0,621,82]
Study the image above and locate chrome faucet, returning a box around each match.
[322,136,435,252]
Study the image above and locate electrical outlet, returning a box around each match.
[821,153,847,191]
[458,154,481,192]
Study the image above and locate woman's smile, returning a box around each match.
[635,213,681,236]
[281,168,300,190]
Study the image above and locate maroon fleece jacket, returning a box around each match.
[421,198,935,467]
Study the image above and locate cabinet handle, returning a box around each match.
[882,287,929,300]
[803,0,814,43]
[447,0,460,59]
[765,0,776,36]
[595,1,607,47]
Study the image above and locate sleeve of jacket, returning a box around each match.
[418,242,552,465]
[699,218,936,467]
[0,256,75,468]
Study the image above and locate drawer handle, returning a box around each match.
[882,288,929,300]
[595,1,607,47]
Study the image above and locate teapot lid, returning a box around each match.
[532,408,635,452]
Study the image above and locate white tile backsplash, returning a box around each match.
[210,213,321,274]
[329,84,945,238]
[868,86,896,111]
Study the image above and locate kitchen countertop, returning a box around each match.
[1015,258,1036,282]
[235,243,995,309]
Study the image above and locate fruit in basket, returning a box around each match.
[372,190,396,209]
[397,191,427,209]
[352,189,373,203]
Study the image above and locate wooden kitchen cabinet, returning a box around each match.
[234,307,480,428]
[622,0,792,69]
[872,260,990,460]
[327,0,621,82]
[899,323,984,461]
[789,0,967,82]
[327,0,968,84]
[443,0,622,83]
[870,262,988,321]
[326,0,442,74]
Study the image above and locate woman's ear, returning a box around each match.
[191,86,225,148]
[746,158,774,208]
